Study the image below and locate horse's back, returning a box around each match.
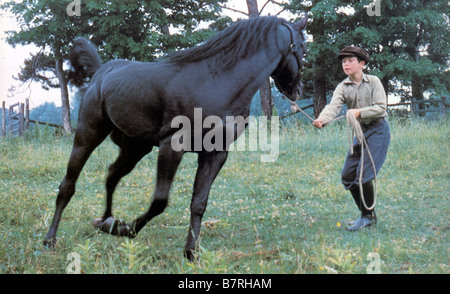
[86,60,170,141]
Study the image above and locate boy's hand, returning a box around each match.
[312,119,324,129]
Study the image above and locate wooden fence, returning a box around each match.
[1,99,64,138]
[1,95,447,136]
[388,95,448,118]
[281,95,448,121]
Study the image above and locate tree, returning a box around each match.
[29,101,62,126]
[246,0,273,120]
[286,0,449,117]
[365,1,449,103]
[221,0,286,120]
[2,0,225,132]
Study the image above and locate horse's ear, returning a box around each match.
[294,15,308,31]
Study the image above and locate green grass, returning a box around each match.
[0,118,448,274]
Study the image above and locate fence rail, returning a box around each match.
[388,95,447,117]
[1,95,447,137]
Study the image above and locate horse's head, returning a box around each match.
[271,15,308,101]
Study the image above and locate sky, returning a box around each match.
[0,0,63,110]
[1,8,52,109]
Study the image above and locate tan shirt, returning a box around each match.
[318,73,387,125]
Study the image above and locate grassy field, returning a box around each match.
[0,118,448,274]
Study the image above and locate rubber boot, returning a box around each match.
[347,181,377,231]
[347,186,362,226]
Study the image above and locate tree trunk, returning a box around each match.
[410,48,425,116]
[313,71,327,118]
[312,17,327,119]
[55,58,72,133]
[246,0,259,17]
[259,79,273,119]
[246,0,273,119]
[411,75,425,117]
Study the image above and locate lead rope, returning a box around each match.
[288,100,377,211]
[289,101,346,123]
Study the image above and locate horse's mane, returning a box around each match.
[165,16,286,70]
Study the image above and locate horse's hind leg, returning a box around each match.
[102,138,184,238]
[93,134,153,231]
[44,122,110,247]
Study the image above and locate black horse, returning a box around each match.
[44,15,308,260]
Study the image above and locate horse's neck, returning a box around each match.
[221,48,281,110]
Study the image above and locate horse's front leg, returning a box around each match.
[185,151,228,260]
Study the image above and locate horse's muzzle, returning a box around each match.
[285,82,303,101]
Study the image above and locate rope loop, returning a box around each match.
[346,111,377,211]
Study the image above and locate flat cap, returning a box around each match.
[338,46,369,64]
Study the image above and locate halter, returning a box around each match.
[273,23,305,98]
[282,23,305,76]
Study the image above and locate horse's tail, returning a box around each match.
[69,37,102,86]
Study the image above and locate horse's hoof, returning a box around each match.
[92,218,104,228]
[117,223,132,237]
[43,238,56,248]
[100,216,118,234]
[93,217,132,237]
[184,248,197,262]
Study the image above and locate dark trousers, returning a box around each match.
[341,118,390,190]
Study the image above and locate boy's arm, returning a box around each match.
[313,83,345,128]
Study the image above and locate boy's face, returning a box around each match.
[341,56,365,76]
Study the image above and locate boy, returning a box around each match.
[313,46,390,231]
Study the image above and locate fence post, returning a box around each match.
[411,97,416,117]
[9,104,13,134]
[25,98,30,131]
[9,102,22,137]
[441,96,446,118]
[1,101,5,137]
[19,103,25,136]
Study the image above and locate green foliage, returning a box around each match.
[286,0,449,100]
[367,0,449,97]
[116,239,151,274]
[178,245,230,274]
[73,238,151,273]
[28,102,62,125]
